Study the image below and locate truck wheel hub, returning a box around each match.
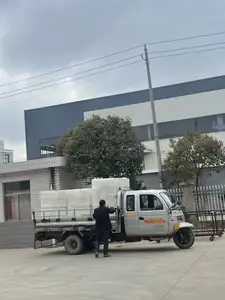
[70,241,77,249]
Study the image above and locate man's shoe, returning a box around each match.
[95,253,99,258]
[103,254,111,258]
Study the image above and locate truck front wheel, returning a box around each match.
[173,228,195,249]
[64,235,84,255]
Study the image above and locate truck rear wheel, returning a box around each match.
[64,235,84,255]
[173,228,195,249]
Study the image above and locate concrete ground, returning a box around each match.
[0,238,225,300]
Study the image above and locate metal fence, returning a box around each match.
[167,187,183,204]
[168,184,225,240]
[168,184,225,211]
[194,185,225,211]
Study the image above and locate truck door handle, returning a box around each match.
[139,217,144,220]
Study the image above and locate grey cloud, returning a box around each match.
[1,0,225,159]
[0,0,137,73]
[1,0,225,76]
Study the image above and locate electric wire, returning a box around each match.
[1,30,225,89]
[0,59,143,101]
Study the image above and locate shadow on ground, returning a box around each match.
[39,244,180,257]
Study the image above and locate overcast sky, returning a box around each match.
[1,0,225,160]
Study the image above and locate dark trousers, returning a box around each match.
[95,230,110,255]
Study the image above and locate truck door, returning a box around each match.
[123,194,139,236]
[137,193,169,236]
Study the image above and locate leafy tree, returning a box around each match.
[161,132,225,188]
[57,115,145,189]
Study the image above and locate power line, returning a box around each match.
[149,40,225,55]
[0,54,141,97]
[2,40,225,97]
[0,45,143,89]
[1,44,225,102]
[1,30,225,89]
[150,45,225,60]
[0,59,143,101]
[146,30,225,45]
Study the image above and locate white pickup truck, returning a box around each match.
[33,188,194,255]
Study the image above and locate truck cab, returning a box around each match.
[120,189,184,237]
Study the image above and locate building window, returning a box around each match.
[4,181,30,193]
[157,118,196,139]
[212,115,225,131]
[151,113,225,140]
[4,181,31,221]
[40,137,60,157]
[40,144,56,156]
[3,154,10,163]
[132,124,153,141]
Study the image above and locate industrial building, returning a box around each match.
[1,74,225,248]
[25,75,225,186]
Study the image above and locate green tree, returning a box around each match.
[161,132,225,188]
[57,115,145,189]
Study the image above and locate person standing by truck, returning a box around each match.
[93,199,115,258]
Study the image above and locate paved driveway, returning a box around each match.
[0,238,225,300]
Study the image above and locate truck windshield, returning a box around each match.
[159,192,174,207]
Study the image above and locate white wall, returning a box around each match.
[0,166,89,223]
[142,132,225,173]
[84,89,225,174]
[0,169,51,222]
[0,157,65,223]
[84,89,225,126]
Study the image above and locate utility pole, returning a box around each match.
[143,44,163,188]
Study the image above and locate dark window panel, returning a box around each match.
[196,114,225,133]
[39,137,61,156]
[132,125,151,141]
[4,181,30,194]
[156,114,225,140]
[158,118,196,139]
[3,154,10,163]
[40,137,61,146]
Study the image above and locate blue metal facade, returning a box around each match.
[24,75,225,160]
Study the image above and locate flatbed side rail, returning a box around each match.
[33,207,119,226]
[32,207,96,225]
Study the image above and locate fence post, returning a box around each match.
[180,181,195,212]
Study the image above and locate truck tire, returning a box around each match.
[173,228,195,249]
[64,235,84,255]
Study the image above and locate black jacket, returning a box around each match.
[93,206,115,231]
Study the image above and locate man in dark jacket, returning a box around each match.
[93,199,115,258]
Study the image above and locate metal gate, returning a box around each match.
[168,185,225,240]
